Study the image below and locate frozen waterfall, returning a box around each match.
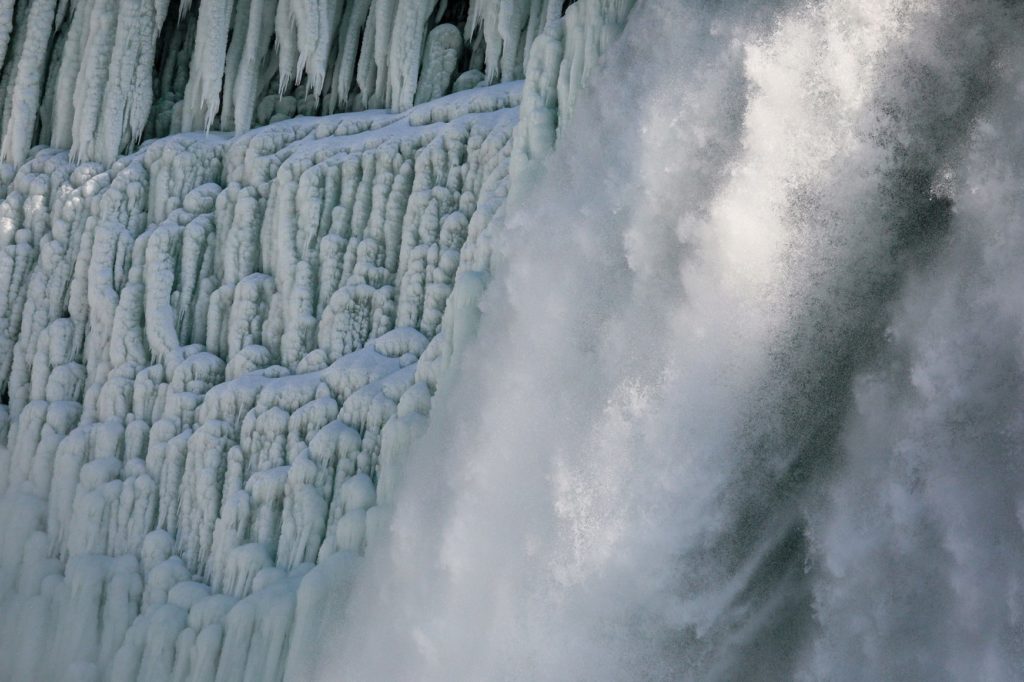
[0,0,633,678]
[3,0,1024,680]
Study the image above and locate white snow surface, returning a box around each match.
[0,0,631,679]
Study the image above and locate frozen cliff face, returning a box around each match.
[0,85,519,681]
[0,0,633,679]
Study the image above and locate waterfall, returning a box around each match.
[317,1,1024,680]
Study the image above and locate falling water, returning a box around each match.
[317,0,1024,680]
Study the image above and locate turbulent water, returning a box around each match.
[316,1,1024,680]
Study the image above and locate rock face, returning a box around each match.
[0,0,632,679]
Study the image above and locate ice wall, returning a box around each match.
[0,0,583,167]
[0,82,520,682]
[0,0,634,679]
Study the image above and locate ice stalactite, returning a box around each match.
[180,0,233,133]
[0,0,604,166]
[0,0,55,165]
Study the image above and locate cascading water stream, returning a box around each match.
[316,1,1024,680]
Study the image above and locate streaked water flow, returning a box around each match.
[320,2,1024,679]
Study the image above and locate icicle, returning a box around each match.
[291,0,336,96]
[181,0,233,131]
[49,0,94,148]
[274,0,297,95]
[369,0,398,108]
[0,0,18,75]
[97,0,174,163]
[330,0,372,111]
[70,0,116,161]
[0,0,57,164]
[233,0,279,133]
[386,0,438,110]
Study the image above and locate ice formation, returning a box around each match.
[0,0,628,166]
[0,0,632,678]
